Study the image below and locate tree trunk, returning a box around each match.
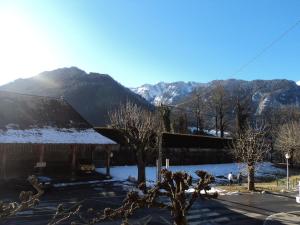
[215,115,218,136]
[220,124,224,138]
[290,152,294,168]
[173,212,188,225]
[137,163,146,184]
[248,165,255,191]
[136,151,146,184]
[219,112,224,138]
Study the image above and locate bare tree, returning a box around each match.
[232,125,271,191]
[209,82,230,137]
[275,121,300,166]
[159,104,172,132]
[194,92,205,134]
[234,86,252,135]
[109,101,159,184]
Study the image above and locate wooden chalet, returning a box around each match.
[0,91,118,180]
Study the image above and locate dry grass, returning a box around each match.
[216,174,300,193]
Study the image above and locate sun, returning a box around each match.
[0,8,60,85]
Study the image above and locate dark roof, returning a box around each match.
[0,91,91,130]
[162,132,232,149]
[94,127,127,145]
[94,128,232,149]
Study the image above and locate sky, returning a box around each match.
[0,0,300,87]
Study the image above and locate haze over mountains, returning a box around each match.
[0,67,151,126]
[1,67,300,126]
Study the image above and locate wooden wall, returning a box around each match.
[0,144,111,179]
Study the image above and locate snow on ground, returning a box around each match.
[97,162,285,185]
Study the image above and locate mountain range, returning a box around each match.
[0,67,151,126]
[131,82,205,105]
[132,79,300,116]
[1,67,300,127]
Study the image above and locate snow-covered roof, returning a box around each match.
[0,91,117,145]
[0,128,116,144]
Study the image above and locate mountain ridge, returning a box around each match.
[1,67,300,127]
[0,67,152,126]
[132,79,300,115]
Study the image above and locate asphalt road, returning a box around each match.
[1,182,300,225]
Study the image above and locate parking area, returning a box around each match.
[1,181,300,225]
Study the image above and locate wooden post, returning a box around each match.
[1,145,7,180]
[166,158,170,169]
[106,148,111,178]
[157,134,162,182]
[39,145,45,174]
[71,145,77,173]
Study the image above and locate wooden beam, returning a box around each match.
[38,145,45,174]
[1,145,7,180]
[71,145,77,172]
[106,147,111,178]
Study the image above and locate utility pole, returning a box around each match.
[157,104,164,182]
[157,133,162,182]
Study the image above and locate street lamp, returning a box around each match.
[285,153,291,190]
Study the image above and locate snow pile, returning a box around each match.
[0,128,116,144]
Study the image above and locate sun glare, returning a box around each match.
[0,9,60,85]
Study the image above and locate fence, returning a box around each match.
[276,177,300,189]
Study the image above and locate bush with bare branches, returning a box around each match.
[49,169,216,225]
[275,121,300,165]
[0,176,44,219]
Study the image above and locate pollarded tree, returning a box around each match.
[275,121,300,166]
[232,124,271,191]
[48,169,217,225]
[109,101,159,184]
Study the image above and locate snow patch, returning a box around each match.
[53,180,102,188]
[257,96,270,114]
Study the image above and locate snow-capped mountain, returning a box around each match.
[133,79,300,116]
[131,81,205,105]
[297,81,300,86]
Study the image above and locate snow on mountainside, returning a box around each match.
[297,81,300,86]
[133,79,300,116]
[131,81,204,105]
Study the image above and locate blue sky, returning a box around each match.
[0,0,300,87]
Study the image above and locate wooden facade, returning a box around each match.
[94,127,233,166]
[0,143,117,180]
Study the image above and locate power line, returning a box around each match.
[234,18,300,75]
[175,19,300,108]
